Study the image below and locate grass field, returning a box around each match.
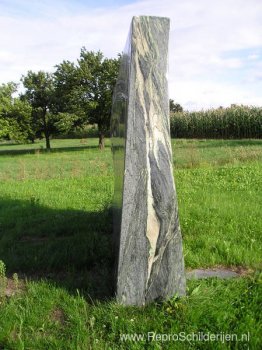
[0,138,261,349]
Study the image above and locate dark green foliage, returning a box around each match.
[78,49,120,149]
[21,71,56,149]
[170,105,262,139]
[53,60,86,134]
[0,82,33,142]
[170,99,183,113]
[54,49,120,149]
[53,60,80,115]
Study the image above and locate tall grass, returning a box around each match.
[170,105,262,139]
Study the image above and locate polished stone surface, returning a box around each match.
[111,16,186,306]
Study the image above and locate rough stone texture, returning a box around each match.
[111,16,186,306]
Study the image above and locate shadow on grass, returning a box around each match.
[0,145,111,156]
[0,197,115,301]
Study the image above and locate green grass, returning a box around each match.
[0,138,261,349]
[177,163,262,268]
[173,139,262,168]
[0,276,261,349]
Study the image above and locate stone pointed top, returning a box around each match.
[132,15,170,20]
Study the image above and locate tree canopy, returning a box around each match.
[169,99,183,113]
[0,49,119,149]
[54,49,120,149]
[0,82,33,142]
[21,71,56,149]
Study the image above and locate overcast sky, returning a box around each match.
[0,0,261,110]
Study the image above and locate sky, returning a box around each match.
[0,0,261,111]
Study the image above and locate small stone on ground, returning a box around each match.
[186,268,247,280]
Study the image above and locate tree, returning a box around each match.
[7,99,34,142]
[169,99,183,113]
[21,71,55,150]
[0,82,33,142]
[53,60,86,133]
[0,119,11,139]
[77,49,120,149]
[0,82,17,103]
[54,52,120,148]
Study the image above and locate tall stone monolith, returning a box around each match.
[111,16,186,306]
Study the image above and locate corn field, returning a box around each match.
[170,105,262,138]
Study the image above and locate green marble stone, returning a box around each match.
[111,16,186,306]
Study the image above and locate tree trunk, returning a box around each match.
[45,134,51,150]
[99,132,105,150]
[42,109,51,151]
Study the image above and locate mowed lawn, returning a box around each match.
[0,138,261,349]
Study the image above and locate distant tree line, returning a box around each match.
[0,48,120,150]
[170,105,262,139]
[1,55,261,149]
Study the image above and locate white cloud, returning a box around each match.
[248,54,259,60]
[0,0,262,109]
[170,79,262,111]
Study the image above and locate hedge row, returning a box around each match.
[170,106,262,139]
